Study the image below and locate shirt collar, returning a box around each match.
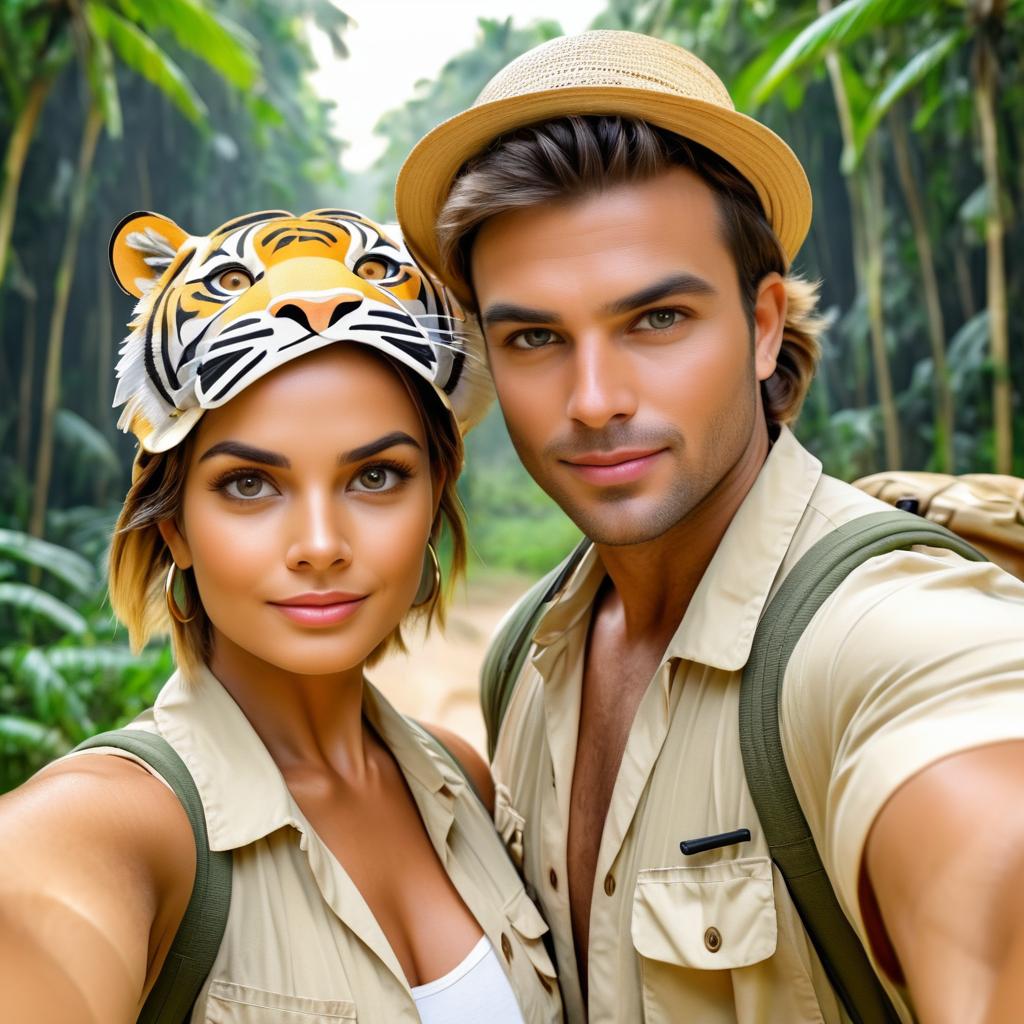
[531,426,822,673]
[153,664,460,852]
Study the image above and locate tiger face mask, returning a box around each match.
[109,208,491,452]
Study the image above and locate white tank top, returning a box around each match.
[412,936,525,1024]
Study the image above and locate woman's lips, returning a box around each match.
[562,448,666,486]
[269,592,367,626]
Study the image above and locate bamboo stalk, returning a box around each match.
[0,75,53,288]
[890,103,954,471]
[29,104,104,540]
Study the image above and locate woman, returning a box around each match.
[0,208,561,1023]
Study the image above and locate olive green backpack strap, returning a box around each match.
[481,539,590,758]
[739,509,985,1024]
[73,729,233,1024]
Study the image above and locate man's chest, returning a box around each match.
[493,659,842,1024]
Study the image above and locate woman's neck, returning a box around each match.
[208,632,371,782]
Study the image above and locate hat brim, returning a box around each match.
[396,85,812,306]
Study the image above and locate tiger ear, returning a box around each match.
[109,211,190,297]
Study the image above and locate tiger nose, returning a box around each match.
[270,297,362,334]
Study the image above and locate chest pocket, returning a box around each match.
[203,981,357,1022]
[631,857,777,971]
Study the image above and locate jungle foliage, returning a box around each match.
[1,0,1023,788]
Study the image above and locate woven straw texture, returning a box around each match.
[395,30,811,305]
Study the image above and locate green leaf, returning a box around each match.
[83,4,123,138]
[115,0,259,90]
[846,29,965,168]
[0,583,88,634]
[87,4,209,126]
[45,645,150,675]
[0,715,64,754]
[55,409,121,480]
[733,25,803,113]
[753,0,932,104]
[0,530,96,594]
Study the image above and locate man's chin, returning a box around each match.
[560,496,695,548]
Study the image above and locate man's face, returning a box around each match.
[471,166,783,546]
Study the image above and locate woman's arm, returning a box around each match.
[0,754,195,1024]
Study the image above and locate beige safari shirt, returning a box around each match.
[72,665,562,1023]
[491,426,1024,1024]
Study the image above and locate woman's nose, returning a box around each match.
[284,491,352,572]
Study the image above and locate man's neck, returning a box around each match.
[593,423,772,641]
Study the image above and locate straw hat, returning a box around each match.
[396,30,812,303]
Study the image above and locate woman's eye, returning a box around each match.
[350,465,404,492]
[216,267,253,292]
[637,309,683,330]
[510,328,557,350]
[355,256,398,281]
[223,474,275,500]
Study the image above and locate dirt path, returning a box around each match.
[368,574,534,754]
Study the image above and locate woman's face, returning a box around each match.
[159,345,437,678]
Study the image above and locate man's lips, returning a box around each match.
[269,592,367,626]
[561,448,667,485]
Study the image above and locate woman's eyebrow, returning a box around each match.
[340,431,422,464]
[199,441,289,467]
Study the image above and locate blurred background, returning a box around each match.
[1,0,1022,784]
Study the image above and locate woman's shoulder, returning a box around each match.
[418,722,496,815]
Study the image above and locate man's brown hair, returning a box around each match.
[437,115,826,426]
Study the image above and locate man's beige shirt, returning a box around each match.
[491,427,1024,1024]
[69,666,562,1023]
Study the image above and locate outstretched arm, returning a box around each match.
[0,755,194,1024]
[865,740,1024,1024]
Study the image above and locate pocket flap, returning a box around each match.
[504,885,549,941]
[631,857,777,971]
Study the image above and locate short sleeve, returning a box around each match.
[781,547,1024,934]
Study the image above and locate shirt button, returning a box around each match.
[501,932,514,962]
[604,873,616,896]
[549,868,558,889]
[704,926,722,953]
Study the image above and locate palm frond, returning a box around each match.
[0,583,88,634]
[0,529,97,593]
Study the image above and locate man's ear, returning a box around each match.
[109,211,190,298]
[753,272,787,382]
[157,518,193,570]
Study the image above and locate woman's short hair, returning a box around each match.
[107,355,466,678]
[438,114,827,428]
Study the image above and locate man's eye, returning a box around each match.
[510,328,558,350]
[222,474,276,500]
[636,309,683,330]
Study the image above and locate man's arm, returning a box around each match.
[865,740,1024,1024]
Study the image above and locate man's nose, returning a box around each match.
[565,335,638,428]
[270,296,362,335]
[285,491,352,572]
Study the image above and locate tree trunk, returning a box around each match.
[29,104,104,540]
[96,254,113,436]
[0,75,53,289]
[863,142,901,469]
[16,297,37,476]
[818,0,898,465]
[972,26,1011,473]
[889,103,954,471]
[953,245,976,323]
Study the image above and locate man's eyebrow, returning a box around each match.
[340,431,422,464]
[603,273,717,316]
[481,303,564,327]
[199,441,289,467]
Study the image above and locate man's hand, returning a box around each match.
[865,741,1024,1024]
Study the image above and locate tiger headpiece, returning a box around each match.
[109,208,492,452]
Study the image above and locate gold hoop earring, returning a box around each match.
[413,542,441,607]
[164,563,198,624]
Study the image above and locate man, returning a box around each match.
[396,30,1024,1024]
